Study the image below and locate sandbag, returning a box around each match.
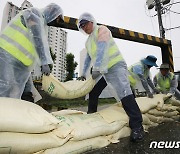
[98,104,152,126]
[51,110,85,116]
[0,132,70,154]
[171,115,180,121]
[161,117,174,122]
[135,94,165,113]
[42,74,95,99]
[142,114,153,125]
[160,104,179,112]
[145,113,164,123]
[170,97,180,106]
[107,126,131,143]
[34,136,110,154]
[53,113,127,141]
[148,109,166,116]
[164,111,179,118]
[0,97,59,133]
[98,103,129,123]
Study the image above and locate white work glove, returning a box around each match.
[41,65,50,76]
[92,70,101,80]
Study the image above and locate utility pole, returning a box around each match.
[154,0,165,38]
[146,0,171,38]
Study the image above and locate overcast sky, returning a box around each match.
[0,0,180,76]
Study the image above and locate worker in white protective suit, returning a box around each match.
[77,12,144,142]
[128,55,160,98]
[153,63,180,100]
[0,3,64,99]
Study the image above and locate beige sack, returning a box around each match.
[160,104,179,112]
[171,115,180,121]
[98,103,129,123]
[35,136,110,154]
[136,94,165,113]
[107,126,131,142]
[42,74,95,99]
[148,109,166,116]
[170,97,180,106]
[98,104,152,126]
[0,98,59,133]
[161,117,174,122]
[51,110,85,116]
[53,113,127,141]
[145,113,164,123]
[164,111,179,118]
[142,114,153,125]
[0,132,70,154]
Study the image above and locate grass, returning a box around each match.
[37,90,117,110]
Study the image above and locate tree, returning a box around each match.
[49,47,56,71]
[65,53,78,81]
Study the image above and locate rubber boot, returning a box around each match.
[121,94,144,142]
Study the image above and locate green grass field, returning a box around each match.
[37,90,117,110]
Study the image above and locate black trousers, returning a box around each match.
[21,92,34,103]
[88,77,107,113]
[88,77,143,129]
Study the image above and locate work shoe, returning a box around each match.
[130,127,145,142]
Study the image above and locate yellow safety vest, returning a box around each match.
[0,14,36,66]
[86,26,123,69]
[156,72,174,92]
[128,62,149,87]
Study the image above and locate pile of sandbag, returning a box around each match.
[0,94,180,154]
[42,74,95,99]
[0,98,71,154]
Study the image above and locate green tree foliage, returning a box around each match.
[49,47,56,71]
[65,53,78,81]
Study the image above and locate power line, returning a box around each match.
[164,1,180,7]
[169,10,180,14]
[165,25,180,30]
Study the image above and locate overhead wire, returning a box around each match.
[144,1,180,33]
[161,0,174,38]
[169,10,180,14]
[144,3,157,36]
[165,25,180,30]
[156,0,180,32]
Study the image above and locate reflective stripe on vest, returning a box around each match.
[86,26,123,69]
[0,16,36,66]
[156,72,174,92]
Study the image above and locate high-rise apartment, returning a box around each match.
[48,26,67,81]
[1,0,67,81]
